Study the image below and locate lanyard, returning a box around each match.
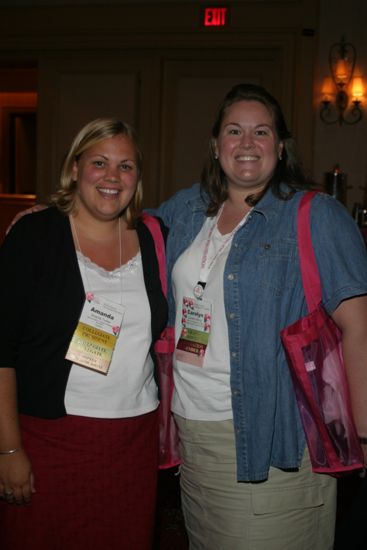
[70,216,123,304]
[193,204,251,299]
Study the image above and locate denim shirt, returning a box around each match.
[151,183,367,481]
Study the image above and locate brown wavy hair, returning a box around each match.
[201,83,313,215]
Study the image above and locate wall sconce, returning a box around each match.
[320,36,364,125]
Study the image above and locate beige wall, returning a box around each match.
[314,0,367,211]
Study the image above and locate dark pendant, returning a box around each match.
[193,281,206,299]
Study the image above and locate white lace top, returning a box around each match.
[64,251,158,418]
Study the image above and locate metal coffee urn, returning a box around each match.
[324,165,347,205]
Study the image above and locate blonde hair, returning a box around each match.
[50,118,143,228]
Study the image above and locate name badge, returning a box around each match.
[66,292,124,375]
[175,296,212,367]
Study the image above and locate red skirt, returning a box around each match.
[0,410,159,550]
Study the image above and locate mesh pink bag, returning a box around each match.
[280,191,363,474]
[142,214,180,469]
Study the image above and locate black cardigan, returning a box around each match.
[0,207,167,418]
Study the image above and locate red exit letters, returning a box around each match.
[203,7,228,27]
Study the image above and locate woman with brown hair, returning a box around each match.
[154,83,367,549]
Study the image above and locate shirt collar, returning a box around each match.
[253,183,292,222]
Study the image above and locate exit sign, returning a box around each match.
[202,6,229,28]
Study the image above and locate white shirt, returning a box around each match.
[65,251,158,418]
[171,217,233,420]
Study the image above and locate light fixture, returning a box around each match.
[320,36,363,125]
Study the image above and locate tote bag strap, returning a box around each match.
[297,191,322,312]
[141,213,167,297]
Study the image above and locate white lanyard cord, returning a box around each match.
[198,204,250,285]
[70,216,123,304]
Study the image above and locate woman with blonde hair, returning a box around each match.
[0,118,167,550]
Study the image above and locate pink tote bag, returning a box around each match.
[142,214,180,469]
[281,191,363,474]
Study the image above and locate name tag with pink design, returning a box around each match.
[175,296,211,367]
[66,292,124,375]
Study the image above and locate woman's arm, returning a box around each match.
[332,295,367,467]
[0,368,35,505]
[6,204,46,234]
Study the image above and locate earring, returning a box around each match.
[214,154,218,160]
[278,152,283,160]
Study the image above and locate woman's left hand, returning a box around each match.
[0,448,35,505]
[332,296,367,473]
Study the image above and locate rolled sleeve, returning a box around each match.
[311,193,367,314]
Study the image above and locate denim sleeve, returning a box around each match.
[145,197,175,228]
[145,183,201,229]
[310,193,367,314]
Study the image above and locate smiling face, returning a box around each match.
[72,134,139,223]
[214,100,283,198]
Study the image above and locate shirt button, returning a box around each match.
[232,390,241,396]
[229,313,235,319]
[228,273,234,281]
[231,352,237,358]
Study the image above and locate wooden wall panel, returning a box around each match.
[36,54,161,205]
[0,1,319,208]
[159,44,291,199]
